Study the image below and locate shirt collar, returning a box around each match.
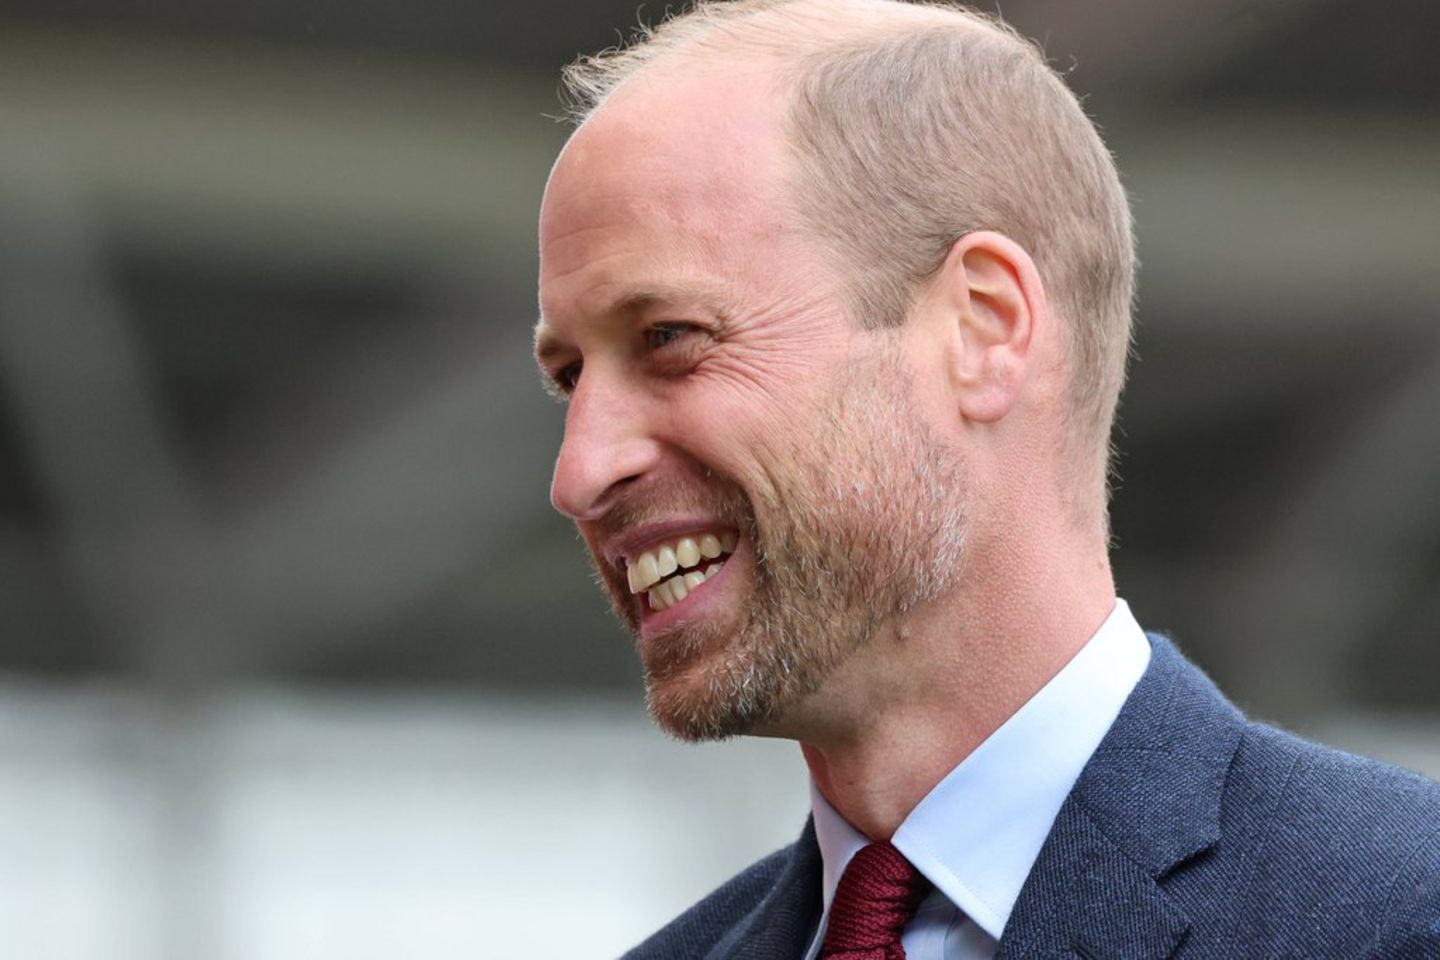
[808,599,1151,941]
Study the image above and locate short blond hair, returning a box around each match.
[561,0,1135,499]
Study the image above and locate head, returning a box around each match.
[534,0,1134,741]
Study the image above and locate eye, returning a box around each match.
[644,323,697,352]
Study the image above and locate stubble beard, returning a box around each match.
[589,351,969,742]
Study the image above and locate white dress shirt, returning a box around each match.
[802,599,1152,960]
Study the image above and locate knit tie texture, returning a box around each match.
[822,841,930,960]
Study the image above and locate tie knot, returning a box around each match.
[822,842,930,959]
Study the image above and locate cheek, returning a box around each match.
[696,371,806,432]
[662,374,825,490]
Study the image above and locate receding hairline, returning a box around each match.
[560,0,1020,126]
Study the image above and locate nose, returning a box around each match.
[549,373,662,521]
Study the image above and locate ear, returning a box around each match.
[934,230,1045,424]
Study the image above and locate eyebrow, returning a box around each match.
[533,284,730,365]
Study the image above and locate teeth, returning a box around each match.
[627,529,738,593]
[642,558,728,612]
[637,553,659,590]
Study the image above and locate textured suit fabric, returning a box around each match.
[622,635,1440,959]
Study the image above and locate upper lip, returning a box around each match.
[600,519,737,569]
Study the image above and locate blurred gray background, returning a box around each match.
[0,0,1436,957]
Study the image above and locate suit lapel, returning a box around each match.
[994,802,1189,960]
[997,636,1246,960]
[707,818,823,960]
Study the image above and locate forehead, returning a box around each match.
[536,63,805,340]
[547,60,791,225]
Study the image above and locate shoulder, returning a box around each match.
[1100,635,1440,953]
[1133,634,1440,867]
[1222,719,1440,950]
[1233,717,1440,822]
[621,843,797,960]
[1230,718,1440,863]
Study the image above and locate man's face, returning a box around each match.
[535,72,967,740]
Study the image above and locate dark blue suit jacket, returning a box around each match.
[623,636,1440,958]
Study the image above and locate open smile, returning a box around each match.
[626,529,738,612]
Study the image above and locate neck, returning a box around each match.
[782,531,1116,841]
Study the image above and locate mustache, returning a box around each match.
[588,476,754,545]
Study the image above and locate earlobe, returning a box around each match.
[940,231,1040,424]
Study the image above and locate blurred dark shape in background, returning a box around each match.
[0,1,1436,957]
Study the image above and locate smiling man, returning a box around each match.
[533,2,1440,958]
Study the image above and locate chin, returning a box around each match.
[642,659,778,743]
[641,639,820,744]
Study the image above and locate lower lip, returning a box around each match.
[636,540,744,640]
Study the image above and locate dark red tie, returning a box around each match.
[821,842,930,960]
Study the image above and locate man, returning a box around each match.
[532,1,1440,956]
